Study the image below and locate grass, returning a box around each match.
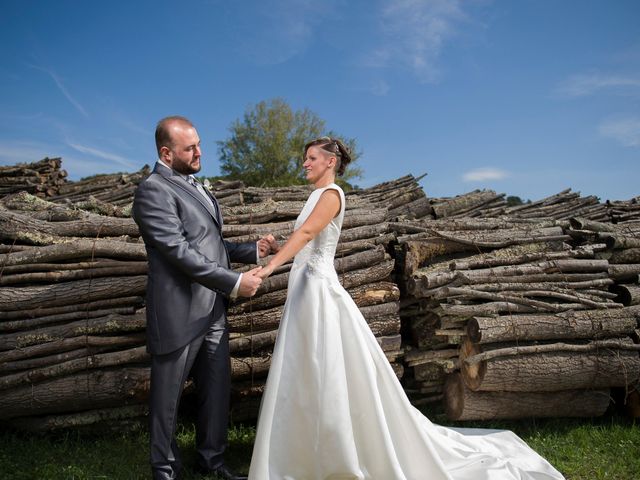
[1,411,638,479]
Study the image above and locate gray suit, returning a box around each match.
[133,162,256,479]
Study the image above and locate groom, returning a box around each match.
[133,116,275,480]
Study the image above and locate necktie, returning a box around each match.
[188,175,218,219]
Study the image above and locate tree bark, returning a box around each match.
[0,333,146,364]
[609,284,640,306]
[0,295,144,321]
[444,373,610,420]
[0,208,139,244]
[0,238,146,267]
[466,308,638,344]
[0,367,150,420]
[0,346,149,390]
[5,404,148,432]
[0,275,147,311]
[460,338,640,392]
[0,310,146,351]
[0,262,148,285]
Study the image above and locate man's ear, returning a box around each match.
[160,146,172,164]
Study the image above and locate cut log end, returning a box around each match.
[459,338,485,391]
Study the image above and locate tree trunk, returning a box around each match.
[444,373,610,420]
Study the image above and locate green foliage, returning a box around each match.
[506,195,524,206]
[217,98,362,188]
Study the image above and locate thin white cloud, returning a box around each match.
[556,73,640,97]
[67,142,136,168]
[367,0,470,83]
[28,63,89,118]
[240,0,331,65]
[463,167,509,182]
[598,116,640,147]
[369,79,391,96]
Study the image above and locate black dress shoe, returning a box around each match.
[197,463,247,480]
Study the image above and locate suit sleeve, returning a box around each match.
[133,179,240,295]
[225,240,258,264]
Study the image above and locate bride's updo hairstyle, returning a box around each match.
[303,136,352,176]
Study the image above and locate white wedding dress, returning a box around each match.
[248,184,564,480]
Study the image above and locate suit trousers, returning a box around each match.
[149,296,230,479]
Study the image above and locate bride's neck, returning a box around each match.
[314,175,336,189]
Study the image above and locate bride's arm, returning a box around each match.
[258,190,341,279]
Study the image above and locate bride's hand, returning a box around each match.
[257,264,274,279]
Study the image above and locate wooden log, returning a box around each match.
[0,346,149,390]
[0,306,138,332]
[599,248,640,264]
[439,301,591,317]
[0,310,146,351]
[463,338,640,366]
[0,333,146,364]
[0,367,150,420]
[609,264,640,282]
[0,262,148,285]
[0,275,147,311]
[466,308,639,344]
[460,338,640,392]
[0,238,146,267]
[444,373,610,420]
[609,284,640,306]
[0,208,139,244]
[0,295,144,321]
[5,404,148,432]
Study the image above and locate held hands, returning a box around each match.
[258,234,280,258]
[237,266,263,297]
[257,264,275,280]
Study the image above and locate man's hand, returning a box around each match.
[257,264,275,280]
[258,234,280,258]
[237,266,263,297]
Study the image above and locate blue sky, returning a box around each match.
[1,0,638,201]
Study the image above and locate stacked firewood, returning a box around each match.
[395,213,640,420]
[0,158,67,198]
[0,173,430,430]
[46,166,151,210]
[428,188,611,221]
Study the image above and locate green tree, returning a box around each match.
[216,98,362,188]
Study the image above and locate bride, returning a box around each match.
[248,137,564,480]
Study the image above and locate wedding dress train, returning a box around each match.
[248,184,564,480]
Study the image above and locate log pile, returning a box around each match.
[1,157,639,427]
[0,158,67,198]
[0,172,431,430]
[396,212,640,420]
[47,166,151,209]
[429,188,640,223]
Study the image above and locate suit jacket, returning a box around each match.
[133,163,256,355]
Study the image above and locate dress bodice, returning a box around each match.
[292,184,345,275]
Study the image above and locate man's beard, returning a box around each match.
[172,157,201,175]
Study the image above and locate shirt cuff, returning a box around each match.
[256,241,260,263]
[230,273,242,299]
